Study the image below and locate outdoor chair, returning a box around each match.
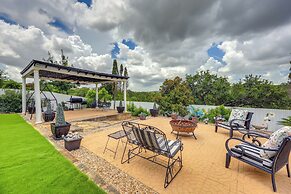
[225,132,291,192]
[121,121,183,188]
[215,109,254,137]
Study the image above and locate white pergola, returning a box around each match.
[20,60,129,123]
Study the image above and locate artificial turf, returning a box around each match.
[0,114,105,194]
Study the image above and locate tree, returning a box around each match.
[229,75,290,109]
[156,76,194,116]
[0,69,7,88]
[2,79,21,89]
[112,59,119,109]
[124,67,129,89]
[60,49,69,66]
[42,50,76,94]
[118,64,124,91]
[186,71,231,105]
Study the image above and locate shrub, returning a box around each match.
[132,106,149,116]
[0,90,22,113]
[203,105,231,123]
[127,102,137,113]
[278,116,291,126]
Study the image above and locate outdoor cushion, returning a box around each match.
[157,137,182,158]
[231,143,273,168]
[228,109,248,126]
[260,126,291,159]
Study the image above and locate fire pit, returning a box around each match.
[170,119,198,139]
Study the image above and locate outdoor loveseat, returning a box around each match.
[225,131,291,192]
[121,121,183,188]
[215,109,254,137]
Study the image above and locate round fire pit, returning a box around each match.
[170,119,198,139]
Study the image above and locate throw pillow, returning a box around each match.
[260,126,291,159]
[228,109,248,126]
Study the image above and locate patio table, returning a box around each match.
[103,130,127,159]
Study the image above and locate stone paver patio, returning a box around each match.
[82,117,291,194]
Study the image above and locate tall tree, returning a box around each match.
[229,75,290,109]
[124,67,129,88]
[119,64,124,91]
[112,59,119,109]
[0,69,7,88]
[156,76,194,116]
[186,71,231,105]
[60,49,69,66]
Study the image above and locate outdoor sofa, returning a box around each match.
[121,121,183,188]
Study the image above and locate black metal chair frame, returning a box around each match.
[215,112,254,138]
[225,133,291,192]
[121,121,183,188]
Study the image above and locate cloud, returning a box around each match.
[1,0,291,91]
[0,21,112,82]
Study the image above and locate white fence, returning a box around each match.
[1,89,290,130]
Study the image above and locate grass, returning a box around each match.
[0,114,105,194]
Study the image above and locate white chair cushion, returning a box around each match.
[260,126,291,159]
[228,109,248,126]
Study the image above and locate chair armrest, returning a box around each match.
[229,118,250,126]
[242,131,270,140]
[225,137,279,158]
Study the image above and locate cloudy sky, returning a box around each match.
[0,0,291,91]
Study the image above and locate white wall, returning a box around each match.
[1,89,290,130]
[187,105,290,131]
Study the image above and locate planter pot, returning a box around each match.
[51,122,71,140]
[43,112,55,122]
[171,113,178,120]
[27,106,35,114]
[150,109,159,117]
[64,137,82,151]
[140,115,146,120]
[117,106,125,113]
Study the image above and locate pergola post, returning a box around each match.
[34,69,42,123]
[95,83,98,108]
[21,77,26,114]
[123,81,127,112]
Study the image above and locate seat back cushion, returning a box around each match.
[260,126,291,159]
[228,109,248,126]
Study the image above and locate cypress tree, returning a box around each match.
[112,59,119,109]
[124,67,129,89]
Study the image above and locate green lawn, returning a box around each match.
[0,114,105,194]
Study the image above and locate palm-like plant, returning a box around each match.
[278,116,291,126]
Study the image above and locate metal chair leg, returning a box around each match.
[271,174,277,192]
[103,137,110,154]
[225,153,231,168]
[192,132,197,140]
[286,163,290,178]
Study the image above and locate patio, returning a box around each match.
[80,116,291,194]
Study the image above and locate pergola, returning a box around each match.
[20,60,129,123]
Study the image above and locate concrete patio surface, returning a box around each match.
[82,117,291,194]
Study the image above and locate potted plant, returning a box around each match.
[150,102,159,117]
[51,103,71,140]
[171,112,178,120]
[27,99,35,114]
[139,112,147,120]
[43,100,55,122]
[117,100,125,113]
[64,132,83,151]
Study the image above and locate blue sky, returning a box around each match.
[111,39,137,58]
[77,0,92,7]
[0,12,17,25]
[207,43,225,64]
